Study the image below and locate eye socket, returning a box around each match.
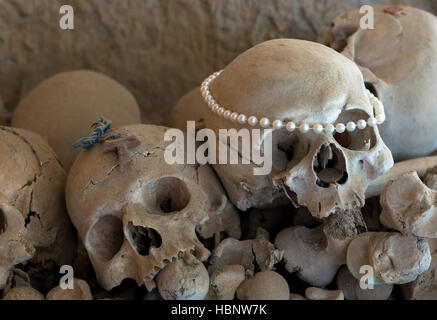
[272,128,308,171]
[334,109,376,151]
[88,215,124,261]
[125,222,162,256]
[0,209,5,234]
[146,177,191,213]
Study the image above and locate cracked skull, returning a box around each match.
[66,124,212,291]
[0,127,76,289]
[203,39,393,218]
[326,6,437,161]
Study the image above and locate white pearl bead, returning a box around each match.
[367,117,377,127]
[357,119,367,130]
[313,124,323,134]
[208,100,216,108]
[223,110,231,119]
[248,116,258,126]
[260,118,271,128]
[335,123,346,133]
[299,123,310,133]
[376,114,385,124]
[230,112,239,122]
[286,121,296,132]
[346,121,356,132]
[212,104,220,113]
[206,95,213,102]
[272,120,283,129]
[324,123,335,134]
[217,107,225,116]
[238,114,247,124]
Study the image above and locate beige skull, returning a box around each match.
[66,124,212,291]
[326,5,437,161]
[204,39,393,218]
[0,127,76,289]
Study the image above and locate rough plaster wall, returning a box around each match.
[0,0,435,125]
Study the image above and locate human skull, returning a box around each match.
[203,39,393,218]
[66,124,213,291]
[0,127,76,289]
[326,6,437,161]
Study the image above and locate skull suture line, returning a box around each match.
[66,124,212,291]
[0,127,76,289]
[203,39,394,218]
[326,5,437,161]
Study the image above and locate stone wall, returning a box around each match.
[1,0,435,125]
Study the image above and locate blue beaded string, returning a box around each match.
[73,117,120,149]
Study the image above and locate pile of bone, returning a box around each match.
[1,5,437,300]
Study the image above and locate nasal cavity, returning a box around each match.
[313,143,348,188]
[126,222,162,256]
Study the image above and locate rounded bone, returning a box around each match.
[11,70,141,170]
[2,286,44,300]
[156,256,209,300]
[305,287,344,300]
[207,264,245,300]
[380,171,437,238]
[326,6,437,161]
[366,156,437,198]
[336,265,392,300]
[203,39,393,218]
[275,209,366,286]
[46,278,93,300]
[402,239,437,299]
[236,271,289,300]
[209,229,282,276]
[0,127,76,289]
[347,232,431,285]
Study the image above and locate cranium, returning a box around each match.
[66,124,213,291]
[0,127,76,289]
[326,5,437,161]
[203,39,393,218]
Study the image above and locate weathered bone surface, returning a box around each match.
[46,278,93,300]
[204,39,393,218]
[305,287,344,300]
[66,124,211,291]
[0,127,76,290]
[236,271,289,300]
[1,268,43,300]
[336,265,393,300]
[402,239,437,299]
[156,255,209,300]
[275,209,366,286]
[327,6,437,161]
[366,156,437,198]
[347,232,431,285]
[207,264,245,300]
[209,229,283,276]
[2,286,44,300]
[380,170,437,237]
[195,165,242,244]
[11,70,141,170]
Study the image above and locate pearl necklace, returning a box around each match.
[200,70,386,134]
